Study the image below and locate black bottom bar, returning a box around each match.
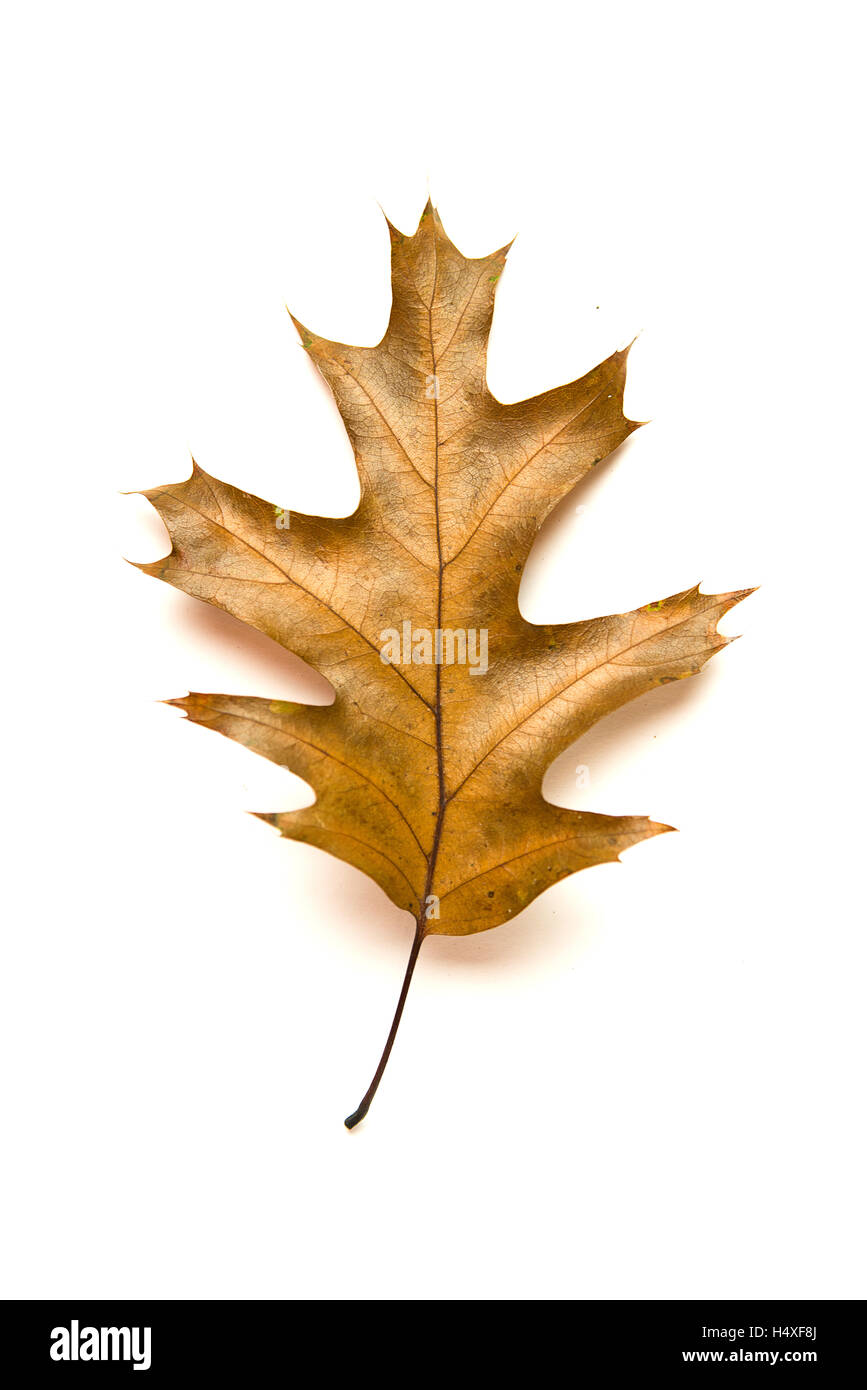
[1,1299,862,1377]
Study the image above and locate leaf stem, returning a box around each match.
[344,922,426,1130]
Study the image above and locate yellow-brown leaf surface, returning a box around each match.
[138,203,750,1124]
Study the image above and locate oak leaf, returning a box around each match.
[137,202,751,1126]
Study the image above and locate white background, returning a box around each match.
[1,1,864,1299]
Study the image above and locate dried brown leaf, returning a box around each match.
[138,202,751,1125]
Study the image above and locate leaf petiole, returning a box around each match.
[344,921,426,1130]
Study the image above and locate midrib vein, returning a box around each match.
[422,228,447,921]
